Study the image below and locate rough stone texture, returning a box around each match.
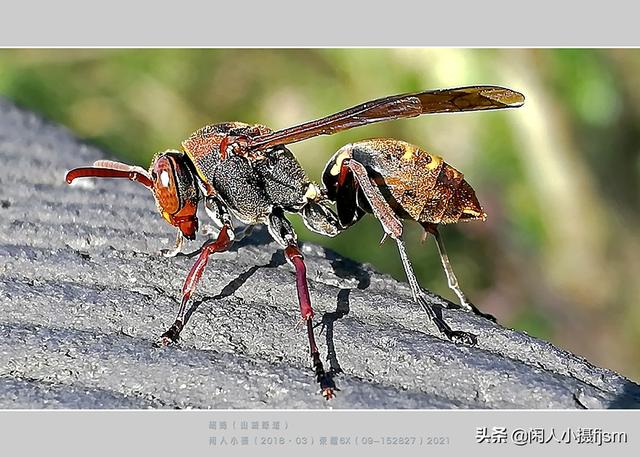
[1,97,639,409]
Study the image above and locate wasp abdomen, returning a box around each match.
[324,139,486,227]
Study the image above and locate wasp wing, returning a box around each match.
[246,85,524,152]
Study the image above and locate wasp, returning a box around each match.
[66,85,524,398]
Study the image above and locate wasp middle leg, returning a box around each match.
[269,208,336,399]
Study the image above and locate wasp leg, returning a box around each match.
[285,243,336,399]
[425,225,497,323]
[268,208,336,398]
[204,196,225,229]
[395,238,477,345]
[344,158,476,345]
[344,159,403,239]
[300,201,343,237]
[155,223,234,347]
[160,231,185,258]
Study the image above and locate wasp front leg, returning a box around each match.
[268,208,336,399]
[155,201,235,347]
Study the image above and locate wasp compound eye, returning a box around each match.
[152,155,181,215]
[150,151,200,240]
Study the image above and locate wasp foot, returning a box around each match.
[445,329,478,346]
[416,293,478,346]
[311,351,337,400]
[318,374,338,400]
[322,386,337,400]
[154,320,183,347]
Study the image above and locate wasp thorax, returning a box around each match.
[150,151,200,240]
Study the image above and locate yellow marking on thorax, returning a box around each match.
[181,146,210,184]
[194,165,208,184]
[400,143,442,171]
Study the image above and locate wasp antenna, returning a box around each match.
[92,160,151,177]
[66,163,153,189]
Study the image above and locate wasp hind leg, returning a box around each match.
[395,238,477,345]
[343,158,476,345]
[422,223,497,323]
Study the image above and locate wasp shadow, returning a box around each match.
[178,240,373,390]
[174,225,276,259]
[319,250,371,376]
[608,379,640,409]
[181,250,286,325]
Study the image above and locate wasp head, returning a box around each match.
[65,150,201,240]
[149,151,200,240]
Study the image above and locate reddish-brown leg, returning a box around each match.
[285,244,336,399]
[344,159,403,239]
[155,224,234,347]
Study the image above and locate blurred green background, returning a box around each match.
[1,49,638,380]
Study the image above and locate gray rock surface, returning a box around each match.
[1,97,639,409]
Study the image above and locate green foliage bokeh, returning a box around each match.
[1,48,638,379]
